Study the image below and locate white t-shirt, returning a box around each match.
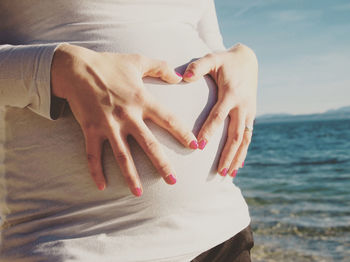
[0,1,251,261]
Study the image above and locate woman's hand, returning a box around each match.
[51,44,198,196]
[183,43,258,177]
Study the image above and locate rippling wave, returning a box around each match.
[235,119,350,262]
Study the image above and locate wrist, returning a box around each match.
[51,43,85,99]
[51,43,71,99]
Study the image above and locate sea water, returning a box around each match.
[235,119,350,261]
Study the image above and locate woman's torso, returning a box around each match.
[0,1,250,261]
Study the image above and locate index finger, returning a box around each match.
[197,97,232,150]
[141,57,182,84]
[130,121,178,185]
[83,130,107,191]
[144,100,199,150]
[182,53,223,82]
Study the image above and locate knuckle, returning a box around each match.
[154,70,162,77]
[231,131,243,143]
[222,83,234,94]
[82,122,98,133]
[212,109,226,122]
[145,139,158,152]
[157,162,170,174]
[90,172,99,180]
[115,151,129,165]
[113,105,131,121]
[189,61,199,72]
[131,89,146,105]
[87,153,98,165]
[163,115,177,129]
[242,134,252,146]
[153,60,168,77]
[153,69,163,77]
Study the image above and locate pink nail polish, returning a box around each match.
[198,139,207,150]
[241,161,245,168]
[176,72,183,77]
[184,71,193,78]
[190,140,198,149]
[166,174,177,185]
[230,170,238,178]
[98,183,106,191]
[220,168,228,177]
[134,187,142,197]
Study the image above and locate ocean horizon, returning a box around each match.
[235,118,350,262]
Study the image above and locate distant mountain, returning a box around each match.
[256,105,350,123]
[324,105,350,114]
[256,113,292,120]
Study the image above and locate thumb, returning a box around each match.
[143,58,182,84]
[183,53,220,82]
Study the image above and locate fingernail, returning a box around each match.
[176,72,183,78]
[220,168,228,177]
[184,71,193,78]
[166,174,177,185]
[98,183,106,191]
[134,187,143,197]
[230,170,238,178]
[198,139,207,150]
[190,140,198,149]
[241,161,245,168]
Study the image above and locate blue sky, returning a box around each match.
[215,0,350,115]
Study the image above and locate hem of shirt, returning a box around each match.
[137,216,251,262]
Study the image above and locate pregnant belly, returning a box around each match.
[3,68,230,214]
[2,26,234,225]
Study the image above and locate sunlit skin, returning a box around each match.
[183,43,258,177]
[51,42,258,196]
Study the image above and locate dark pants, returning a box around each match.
[191,225,254,262]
